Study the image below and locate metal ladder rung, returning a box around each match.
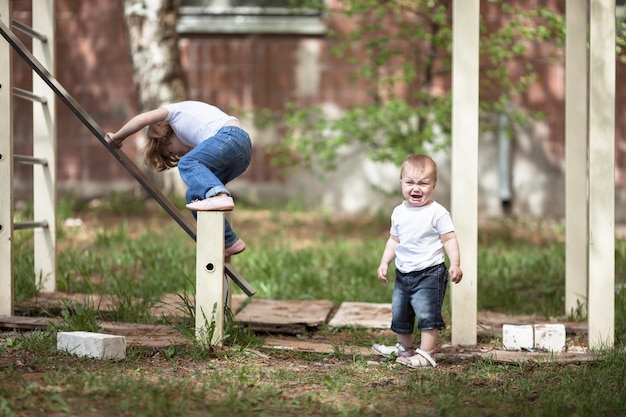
[14,220,49,230]
[11,20,47,43]
[13,87,48,104]
[14,155,49,166]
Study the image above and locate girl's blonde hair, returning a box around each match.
[143,121,178,171]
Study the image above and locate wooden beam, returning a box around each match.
[587,0,615,349]
[565,0,589,317]
[0,0,13,317]
[450,0,479,346]
[32,0,57,292]
[196,211,227,345]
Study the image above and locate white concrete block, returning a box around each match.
[534,324,566,352]
[57,331,126,360]
[502,324,534,351]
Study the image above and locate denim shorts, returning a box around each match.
[391,263,448,334]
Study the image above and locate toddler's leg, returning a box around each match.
[395,329,438,368]
[419,329,438,355]
[397,333,414,349]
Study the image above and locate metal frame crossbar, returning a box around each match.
[14,155,49,166]
[14,221,49,230]
[13,86,48,104]
[11,19,47,42]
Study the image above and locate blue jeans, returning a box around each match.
[391,263,448,334]
[178,126,252,247]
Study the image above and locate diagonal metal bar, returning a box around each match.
[0,20,255,296]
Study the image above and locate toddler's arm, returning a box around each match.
[377,235,399,283]
[441,231,463,283]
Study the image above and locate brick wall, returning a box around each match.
[8,0,626,207]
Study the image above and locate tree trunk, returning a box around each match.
[122,0,187,194]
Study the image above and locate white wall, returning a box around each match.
[231,118,626,223]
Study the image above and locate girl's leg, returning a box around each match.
[178,127,252,248]
[178,126,252,202]
[224,219,238,247]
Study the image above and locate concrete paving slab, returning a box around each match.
[235,299,334,334]
[17,292,127,315]
[328,302,392,329]
[263,337,372,356]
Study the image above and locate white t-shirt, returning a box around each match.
[390,200,455,273]
[162,101,237,147]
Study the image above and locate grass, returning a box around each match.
[3,196,626,416]
[2,334,626,416]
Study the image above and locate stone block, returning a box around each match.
[502,324,534,351]
[57,331,126,360]
[534,324,566,352]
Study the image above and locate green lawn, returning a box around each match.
[2,197,626,417]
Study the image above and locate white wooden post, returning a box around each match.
[196,211,228,346]
[224,211,233,307]
[0,0,14,317]
[450,0,479,346]
[32,0,56,292]
[565,0,589,318]
[587,0,615,349]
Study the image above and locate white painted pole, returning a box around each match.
[224,211,233,309]
[565,0,589,317]
[196,211,227,346]
[587,0,615,349]
[450,0,479,346]
[0,0,14,317]
[32,0,56,293]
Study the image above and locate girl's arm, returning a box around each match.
[105,107,169,148]
[441,231,463,283]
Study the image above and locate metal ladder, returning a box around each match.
[1,0,57,317]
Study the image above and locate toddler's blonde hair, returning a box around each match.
[400,154,438,182]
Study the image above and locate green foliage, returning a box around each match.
[279,97,452,172]
[13,230,39,303]
[235,240,393,304]
[56,221,195,299]
[617,286,626,342]
[0,330,55,355]
[616,10,626,63]
[478,239,565,317]
[51,300,104,333]
[274,0,566,173]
